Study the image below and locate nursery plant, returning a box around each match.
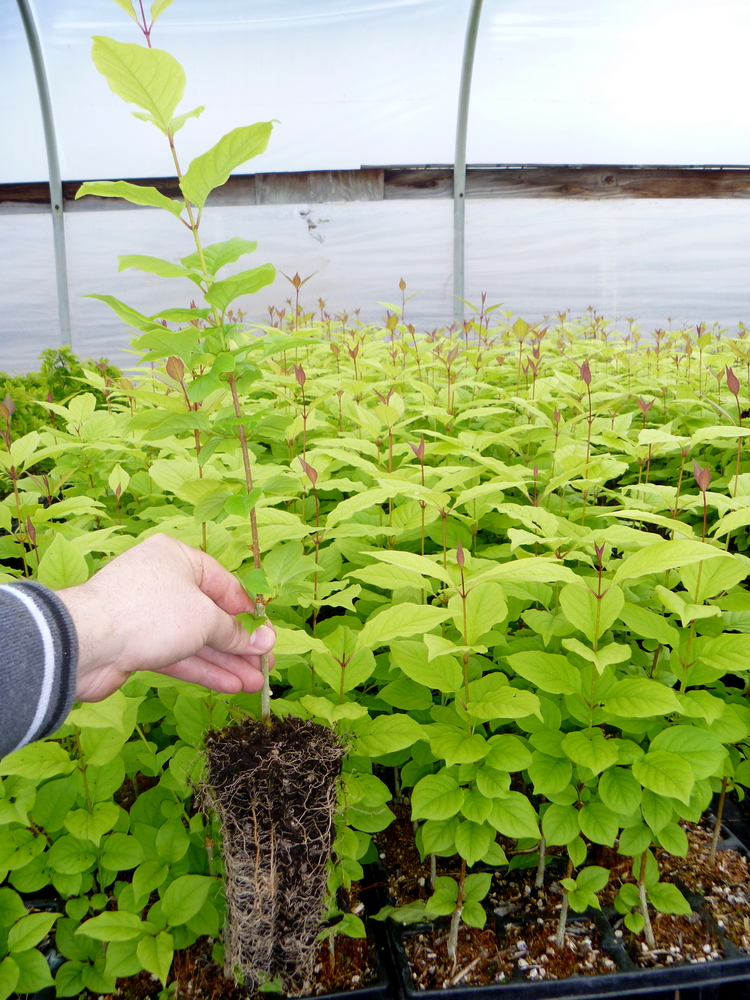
[0,4,750,997]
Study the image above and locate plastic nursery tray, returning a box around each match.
[385,831,750,1000]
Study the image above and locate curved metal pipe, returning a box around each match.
[16,0,72,347]
[453,0,484,326]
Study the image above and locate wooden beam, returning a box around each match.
[3,165,750,213]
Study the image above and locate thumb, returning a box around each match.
[204,603,257,656]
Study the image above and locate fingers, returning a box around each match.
[158,653,265,694]
[191,546,257,617]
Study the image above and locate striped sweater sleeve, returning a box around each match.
[0,581,78,757]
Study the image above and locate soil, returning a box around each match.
[100,931,379,1000]
[375,802,750,984]
[204,717,346,994]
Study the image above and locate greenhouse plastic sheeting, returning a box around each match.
[3,197,750,372]
[4,0,750,183]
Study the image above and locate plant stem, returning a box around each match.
[447,860,466,966]
[708,777,728,868]
[638,851,656,949]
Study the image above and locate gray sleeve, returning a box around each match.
[0,581,78,758]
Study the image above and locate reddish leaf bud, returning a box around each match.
[166,356,184,383]
[3,395,15,417]
[409,435,425,462]
[399,278,407,291]
[25,517,36,546]
[637,397,654,416]
[300,458,318,486]
[727,366,740,397]
[553,409,561,424]
[295,364,306,388]
[579,360,592,386]
[456,540,465,569]
[693,459,712,493]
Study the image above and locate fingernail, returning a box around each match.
[251,624,275,650]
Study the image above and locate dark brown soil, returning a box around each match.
[104,933,378,1000]
[204,717,346,994]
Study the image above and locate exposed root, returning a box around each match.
[204,717,345,996]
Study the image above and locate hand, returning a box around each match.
[58,534,275,702]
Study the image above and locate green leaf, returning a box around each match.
[137,931,174,986]
[118,254,198,279]
[484,734,532,772]
[161,875,216,926]
[0,889,27,928]
[180,122,274,208]
[7,912,59,953]
[700,633,750,673]
[357,604,452,651]
[411,774,464,821]
[48,836,96,875]
[429,728,488,767]
[648,882,692,915]
[560,583,623,644]
[602,677,682,718]
[181,237,258,276]
[618,602,681,647]
[568,835,587,868]
[487,791,540,840]
[617,823,652,856]
[37,533,89,588]
[461,901,487,928]
[76,179,184,215]
[506,650,581,695]
[649,726,726,780]
[641,788,674,833]
[64,803,120,847]
[562,731,619,775]
[91,37,185,134]
[100,833,144,871]
[151,0,176,22]
[76,911,144,941]
[455,821,494,866]
[204,264,277,313]
[420,817,459,856]
[657,822,689,857]
[542,804,580,846]
[463,872,492,903]
[156,819,190,863]
[13,949,52,994]
[633,751,695,804]
[0,741,74,780]
[613,540,725,582]
[528,752,572,796]
[460,787,493,823]
[451,582,507,644]
[356,714,425,757]
[599,768,642,815]
[579,803,619,846]
[0,958,19,1000]
[576,866,609,893]
[475,766,511,800]
[112,0,138,20]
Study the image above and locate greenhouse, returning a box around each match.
[1,0,750,997]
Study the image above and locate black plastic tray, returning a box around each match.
[385,829,750,1000]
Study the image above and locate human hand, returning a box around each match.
[58,534,275,702]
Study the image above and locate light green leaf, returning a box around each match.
[75,180,184,216]
[455,821,493,866]
[151,0,176,22]
[118,254,197,279]
[76,911,144,942]
[649,726,726,780]
[0,957,19,1000]
[429,729,488,767]
[161,875,215,927]
[7,912,59,953]
[602,677,682,718]
[647,881,691,915]
[542,804,580,846]
[64,803,120,847]
[137,931,174,986]
[700,632,750,673]
[474,766,511,800]
[506,650,581,695]
[528,752,573,796]
[411,774,464,821]
[180,122,274,208]
[562,638,630,674]
[390,641,463,693]
[204,263,276,313]
[598,768,642,815]
[0,742,74,780]
[91,37,185,134]
[487,791,540,840]
[614,540,725,582]
[484,735,533,772]
[618,602,680,647]
[560,582,623,644]
[112,0,138,20]
[562,731,619,775]
[576,866,610,894]
[356,714,425,757]
[657,822,689,857]
[181,237,258,276]
[633,751,695,804]
[357,603,452,651]
[37,534,89,589]
[451,582,507,645]
[578,803,619,847]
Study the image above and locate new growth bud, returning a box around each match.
[727,366,740,398]
[693,459,712,493]
[456,540,465,569]
[578,360,592,386]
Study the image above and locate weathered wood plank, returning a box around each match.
[255,169,383,204]
[4,165,750,214]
